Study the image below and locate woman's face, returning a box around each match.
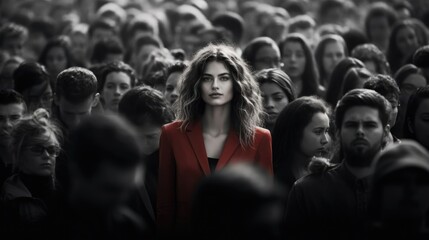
[300,112,330,158]
[282,41,306,80]
[46,46,68,75]
[399,73,427,112]
[102,71,132,112]
[368,16,391,44]
[19,131,60,176]
[396,26,419,57]
[164,71,181,106]
[260,82,289,125]
[322,41,345,77]
[254,45,282,71]
[200,61,233,107]
[23,82,53,113]
[412,99,429,150]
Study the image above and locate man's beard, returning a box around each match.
[342,139,382,167]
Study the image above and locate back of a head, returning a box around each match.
[326,57,364,107]
[191,162,284,240]
[13,61,50,94]
[56,67,98,103]
[413,45,429,68]
[374,140,429,182]
[69,114,142,179]
[0,22,28,46]
[363,74,400,102]
[90,38,124,64]
[342,67,372,95]
[211,11,244,44]
[118,85,174,126]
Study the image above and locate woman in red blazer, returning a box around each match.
[157,44,273,237]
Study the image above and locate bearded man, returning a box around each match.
[283,89,391,240]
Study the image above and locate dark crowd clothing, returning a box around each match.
[284,163,371,240]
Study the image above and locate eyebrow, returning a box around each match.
[203,72,230,77]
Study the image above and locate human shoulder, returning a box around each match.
[254,127,271,140]
[162,120,184,132]
[293,164,341,190]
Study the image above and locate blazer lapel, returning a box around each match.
[186,121,211,176]
[216,129,239,170]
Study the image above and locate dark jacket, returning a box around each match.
[284,163,371,240]
[0,174,64,239]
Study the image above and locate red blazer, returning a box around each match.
[156,120,273,234]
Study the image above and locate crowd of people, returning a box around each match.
[1,0,429,239]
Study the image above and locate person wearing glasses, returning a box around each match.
[0,108,63,239]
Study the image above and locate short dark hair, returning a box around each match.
[88,19,116,38]
[335,89,391,129]
[134,35,163,54]
[0,22,28,46]
[363,74,400,103]
[13,61,50,94]
[56,67,98,103]
[0,89,26,107]
[118,86,174,126]
[98,61,136,93]
[352,43,390,75]
[413,45,429,68]
[166,60,188,77]
[69,114,142,178]
[90,38,124,64]
[211,11,244,44]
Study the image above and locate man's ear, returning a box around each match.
[384,124,391,136]
[91,93,100,108]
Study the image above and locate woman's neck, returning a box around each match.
[202,104,231,136]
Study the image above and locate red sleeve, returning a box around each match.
[156,125,176,234]
[256,129,273,174]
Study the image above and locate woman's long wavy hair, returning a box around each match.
[177,44,263,147]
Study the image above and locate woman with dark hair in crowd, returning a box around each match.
[38,36,73,91]
[403,86,429,151]
[0,109,63,239]
[98,61,136,113]
[255,68,296,131]
[364,2,398,54]
[325,57,365,108]
[157,44,272,238]
[279,33,321,97]
[314,34,348,89]
[392,64,427,138]
[387,19,429,73]
[241,36,282,72]
[272,96,331,193]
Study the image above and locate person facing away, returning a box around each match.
[283,88,391,240]
[368,140,429,240]
[191,162,285,240]
[0,89,26,184]
[118,85,175,238]
[59,114,147,240]
[157,43,272,238]
[0,108,64,240]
